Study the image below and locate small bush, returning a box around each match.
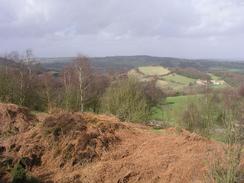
[11,163,27,183]
[207,112,244,183]
[11,162,40,183]
[206,90,244,183]
[142,80,165,107]
[180,94,222,137]
[100,78,149,122]
[181,102,201,132]
[26,176,40,183]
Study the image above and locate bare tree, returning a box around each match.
[73,56,93,112]
[41,73,54,112]
[22,49,36,79]
[87,73,110,112]
[61,56,93,112]
[62,66,73,110]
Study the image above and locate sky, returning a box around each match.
[0,0,244,59]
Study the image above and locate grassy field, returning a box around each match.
[161,74,196,90]
[128,69,155,82]
[150,94,228,142]
[209,73,221,80]
[155,80,168,90]
[163,74,195,85]
[150,95,201,123]
[128,67,229,93]
[210,67,244,73]
[208,73,230,88]
[130,66,196,91]
[138,66,170,76]
[128,69,145,79]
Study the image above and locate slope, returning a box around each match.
[0,103,225,183]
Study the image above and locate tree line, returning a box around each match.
[0,51,165,122]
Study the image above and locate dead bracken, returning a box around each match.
[0,103,225,183]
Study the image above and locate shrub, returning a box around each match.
[207,105,244,183]
[142,80,165,107]
[11,162,40,183]
[180,94,222,137]
[0,64,44,111]
[181,102,201,132]
[100,78,149,122]
[11,163,27,183]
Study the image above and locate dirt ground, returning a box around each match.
[0,103,224,183]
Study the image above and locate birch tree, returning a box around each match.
[62,56,93,112]
[73,56,92,112]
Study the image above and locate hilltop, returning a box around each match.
[0,103,225,183]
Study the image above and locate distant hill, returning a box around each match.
[36,55,244,73]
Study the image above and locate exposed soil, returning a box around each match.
[0,103,225,183]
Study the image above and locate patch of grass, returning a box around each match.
[138,66,170,76]
[163,74,195,85]
[156,74,196,91]
[212,67,244,73]
[208,73,230,89]
[210,83,229,89]
[128,69,144,79]
[150,95,201,123]
[30,111,40,115]
[11,162,40,183]
[151,128,165,134]
[11,163,27,183]
[209,73,221,80]
[155,80,168,90]
[166,95,200,108]
[210,130,226,142]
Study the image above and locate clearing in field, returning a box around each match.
[138,66,171,76]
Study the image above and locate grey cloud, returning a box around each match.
[0,0,244,58]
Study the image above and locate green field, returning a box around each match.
[129,67,196,91]
[150,95,201,123]
[210,67,244,73]
[138,66,170,76]
[161,74,196,90]
[208,73,230,88]
[163,74,195,85]
[155,80,168,90]
[209,73,221,80]
[128,66,230,93]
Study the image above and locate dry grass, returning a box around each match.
[138,66,171,76]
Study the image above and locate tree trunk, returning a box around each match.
[78,67,84,112]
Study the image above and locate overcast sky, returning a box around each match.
[0,0,244,58]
